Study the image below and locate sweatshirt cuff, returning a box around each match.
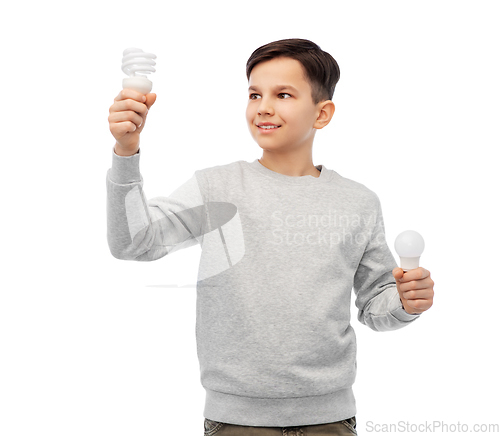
[109,147,142,184]
[388,286,421,322]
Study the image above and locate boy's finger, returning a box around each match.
[399,267,430,283]
[115,89,147,102]
[399,278,432,293]
[112,99,148,116]
[145,93,156,109]
[403,288,434,301]
[392,267,404,280]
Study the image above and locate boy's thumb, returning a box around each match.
[145,93,157,109]
[392,267,404,281]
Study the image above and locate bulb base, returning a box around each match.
[122,76,153,94]
[399,256,420,272]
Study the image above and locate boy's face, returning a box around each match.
[246,56,332,154]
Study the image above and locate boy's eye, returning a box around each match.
[249,93,292,100]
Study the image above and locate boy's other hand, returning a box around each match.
[392,267,434,315]
[108,89,157,156]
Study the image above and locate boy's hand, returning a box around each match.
[392,267,434,315]
[108,89,157,156]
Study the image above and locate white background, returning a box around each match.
[2,1,499,435]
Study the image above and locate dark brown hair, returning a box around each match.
[246,38,340,105]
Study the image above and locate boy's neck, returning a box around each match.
[258,153,320,178]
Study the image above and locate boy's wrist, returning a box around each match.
[110,145,141,184]
[114,143,140,156]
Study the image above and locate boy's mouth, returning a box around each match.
[257,124,281,132]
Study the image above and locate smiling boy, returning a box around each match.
[107,38,434,435]
[247,56,333,179]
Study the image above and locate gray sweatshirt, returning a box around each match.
[106,148,420,427]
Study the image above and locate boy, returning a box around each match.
[107,39,434,435]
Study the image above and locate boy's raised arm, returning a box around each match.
[106,90,207,261]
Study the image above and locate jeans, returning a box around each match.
[204,416,357,436]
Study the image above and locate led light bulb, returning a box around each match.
[394,230,425,272]
[121,47,156,94]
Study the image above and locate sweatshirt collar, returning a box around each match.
[247,159,331,185]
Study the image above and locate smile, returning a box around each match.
[257,125,281,132]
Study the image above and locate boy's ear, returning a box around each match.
[314,100,335,129]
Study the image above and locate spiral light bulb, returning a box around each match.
[121,47,157,94]
[394,230,425,272]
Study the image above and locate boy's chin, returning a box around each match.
[256,144,281,152]
[253,137,284,148]
[256,142,286,150]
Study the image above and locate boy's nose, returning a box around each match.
[257,99,274,116]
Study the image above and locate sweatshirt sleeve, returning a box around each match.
[106,147,208,261]
[352,195,421,332]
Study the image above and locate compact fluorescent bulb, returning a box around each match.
[121,47,156,94]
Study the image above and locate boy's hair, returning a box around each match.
[246,38,340,105]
